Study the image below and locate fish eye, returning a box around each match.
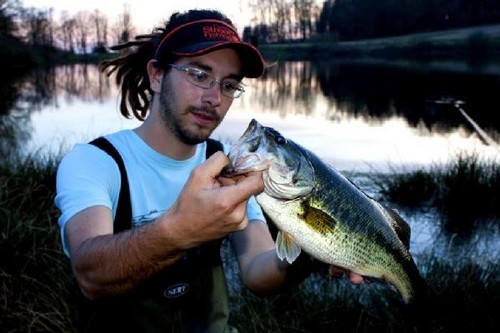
[275,135,286,145]
[264,127,286,144]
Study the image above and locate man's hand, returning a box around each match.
[165,151,264,249]
[329,266,371,284]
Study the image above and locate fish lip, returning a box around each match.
[222,160,271,177]
[223,153,271,176]
[222,166,268,177]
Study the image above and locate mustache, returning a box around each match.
[188,106,221,122]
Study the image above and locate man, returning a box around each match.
[55,9,366,332]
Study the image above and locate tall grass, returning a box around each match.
[1,153,499,332]
[0,154,79,333]
[374,151,500,232]
[225,252,499,332]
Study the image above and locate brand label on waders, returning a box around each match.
[164,283,190,298]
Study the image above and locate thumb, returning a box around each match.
[200,151,230,178]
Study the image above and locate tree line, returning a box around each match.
[2,0,500,68]
[318,0,500,41]
[2,0,135,68]
[244,0,500,43]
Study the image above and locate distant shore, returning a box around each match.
[258,24,500,64]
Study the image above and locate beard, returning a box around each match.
[158,78,223,145]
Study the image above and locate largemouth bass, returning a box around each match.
[223,119,427,304]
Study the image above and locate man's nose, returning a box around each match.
[201,82,222,106]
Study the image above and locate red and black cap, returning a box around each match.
[154,19,265,78]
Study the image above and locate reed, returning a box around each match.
[0,154,79,333]
[374,151,500,232]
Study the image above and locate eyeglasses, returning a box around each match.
[168,64,245,99]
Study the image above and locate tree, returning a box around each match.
[112,4,134,45]
[319,0,500,41]
[91,9,108,53]
[0,0,20,36]
[293,0,317,40]
[74,11,90,54]
[19,6,54,46]
[59,11,76,53]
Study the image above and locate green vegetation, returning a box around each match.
[226,258,498,332]
[317,0,500,42]
[0,154,80,332]
[374,151,500,232]
[1,152,498,332]
[4,0,500,69]
[259,25,500,62]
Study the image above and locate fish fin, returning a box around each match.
[303,204,337,234]
[276,231,302,263]
[384,206,412,249]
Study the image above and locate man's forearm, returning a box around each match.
[71,219,185,300]
[241,249,318,296]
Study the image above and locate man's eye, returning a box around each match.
[221,81,240,92]
[189,70,209,83]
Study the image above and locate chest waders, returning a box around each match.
[82,137,230,333]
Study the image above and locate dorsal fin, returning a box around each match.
[384,207,411,249]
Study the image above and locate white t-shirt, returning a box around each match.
[55,129,265,256]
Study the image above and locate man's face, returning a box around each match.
[158,48,243,145]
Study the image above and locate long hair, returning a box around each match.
[99,10,234,121]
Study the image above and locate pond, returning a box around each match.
[2,60,499,261]
[5,61,500,171]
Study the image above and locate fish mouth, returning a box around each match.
[222,153,270,177]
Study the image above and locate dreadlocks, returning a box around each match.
[99,10,234,121]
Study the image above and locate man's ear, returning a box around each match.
[147,60,164,93]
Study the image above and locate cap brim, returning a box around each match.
[174,41,265,78]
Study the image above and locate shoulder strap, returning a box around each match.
[206,138,224,157]
[88,137,132,233]
[88,137,224,233]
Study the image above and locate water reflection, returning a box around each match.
[215,61,499,172]
[251,60,500,138]
[0,64,131,160]
[0,69,48,164]
[2,61,499,171]
[53,64,113,103]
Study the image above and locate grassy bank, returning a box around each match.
[259,24,500,63]
[374,151,500,232]
[0,153,498,332]
[0,154,80,332]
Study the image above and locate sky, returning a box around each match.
[21,0,252,33]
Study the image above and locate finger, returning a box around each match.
[217,176,237,186]
[217,173,248,186]
[200,151,231,178]
[348,271,365,285]
[328,266,345,278]
[235,214,249,231]
[218,171,264,202]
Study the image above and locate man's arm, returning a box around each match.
[66,152,264,300]
[231,221,308,295]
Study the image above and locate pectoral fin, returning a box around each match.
[276,231,302,264]
[303,203,337,235]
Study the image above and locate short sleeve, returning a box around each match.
[54,143,121,255]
